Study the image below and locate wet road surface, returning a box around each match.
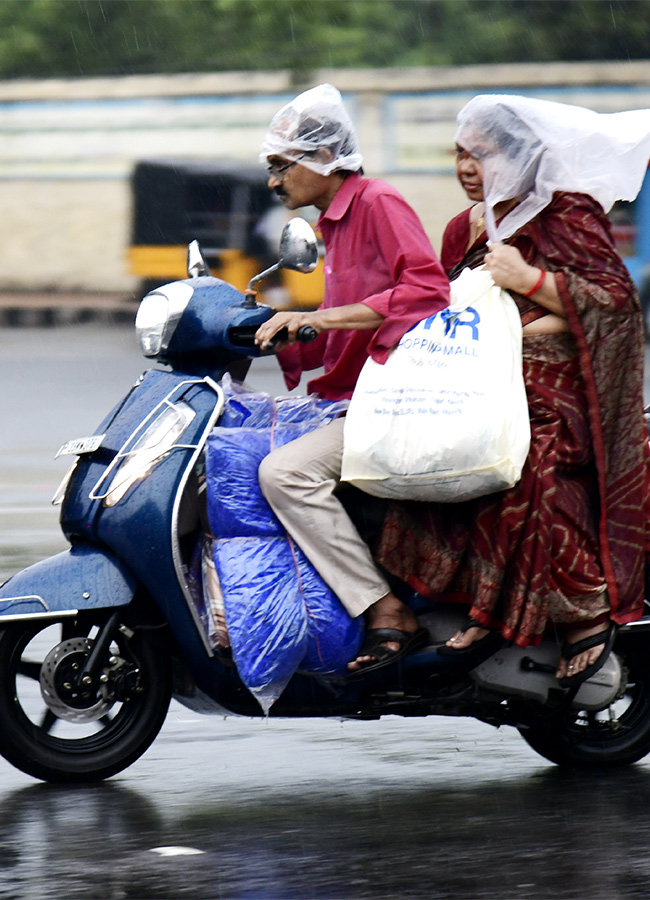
[2,322,650,899]
[2,715,650,899]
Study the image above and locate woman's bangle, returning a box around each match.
[523,269,547,297]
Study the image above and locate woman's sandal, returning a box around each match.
[558,621,618,689]
[437,616,504,659]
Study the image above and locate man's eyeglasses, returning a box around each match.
[265,156,305,179]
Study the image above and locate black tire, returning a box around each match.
[0,615,171,783]
[518,635,650,767]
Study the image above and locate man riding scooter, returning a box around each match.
[253,83,450,675]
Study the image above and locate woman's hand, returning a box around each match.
[485,242,565,317]
[484,242,540,295]
[254,311,321,351]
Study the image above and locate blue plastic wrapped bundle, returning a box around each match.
[218,376,345,430]
[205,376,363,711]
[213,537,308,701]
[295,547,366,674]
[206,425,312,540]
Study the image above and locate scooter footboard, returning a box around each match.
[0,543,138,621]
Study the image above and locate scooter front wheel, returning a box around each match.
[0,614,171,783]
[517,634,650,767]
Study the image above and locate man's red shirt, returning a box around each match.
[278,172,450,400]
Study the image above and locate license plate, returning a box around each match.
[56,434,105,458]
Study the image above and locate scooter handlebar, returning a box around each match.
[265,324,319,354]
[293,325,319,343]
[227,323,318,353]
[271,325,318,345]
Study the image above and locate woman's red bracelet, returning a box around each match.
[523,269,547,297]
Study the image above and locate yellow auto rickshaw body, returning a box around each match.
[128,159,323,307]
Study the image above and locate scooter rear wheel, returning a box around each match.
[0,615,171,783]
[518,634,650,767]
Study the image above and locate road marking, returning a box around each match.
[149,846,205,857]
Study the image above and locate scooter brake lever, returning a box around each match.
[274,325,318,344]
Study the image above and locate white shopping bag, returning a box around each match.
[341,266,531,502]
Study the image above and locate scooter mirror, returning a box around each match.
[246,217,318,297]
[187,240,210,278]
[277,217,318,274]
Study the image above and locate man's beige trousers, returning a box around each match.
[258,417,390,617]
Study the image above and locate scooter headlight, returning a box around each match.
[135,282,194,358]
[103,401,196,507]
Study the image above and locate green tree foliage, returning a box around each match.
[0,0,648,80]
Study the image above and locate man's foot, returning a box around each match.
[347,592,421,673]
[346,626,429,679]
[555,620,616,685]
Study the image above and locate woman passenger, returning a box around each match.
[371,94,650,685]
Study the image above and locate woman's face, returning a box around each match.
[455,144,484,202]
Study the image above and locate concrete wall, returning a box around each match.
[1,61,649,292]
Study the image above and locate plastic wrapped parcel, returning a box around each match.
[205,376,363,712]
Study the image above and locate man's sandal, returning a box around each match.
[347,626,429,679]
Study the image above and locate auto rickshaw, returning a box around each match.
[127,159,323,308]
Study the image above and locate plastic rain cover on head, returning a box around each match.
[259,83,363,176]
[455,94,650,243]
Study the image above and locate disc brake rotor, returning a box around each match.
[40,637,113,724]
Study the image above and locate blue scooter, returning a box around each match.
[1,219,649,783]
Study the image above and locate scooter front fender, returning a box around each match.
[0,543,138,622]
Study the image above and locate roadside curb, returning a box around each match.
[0,293,138,327]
